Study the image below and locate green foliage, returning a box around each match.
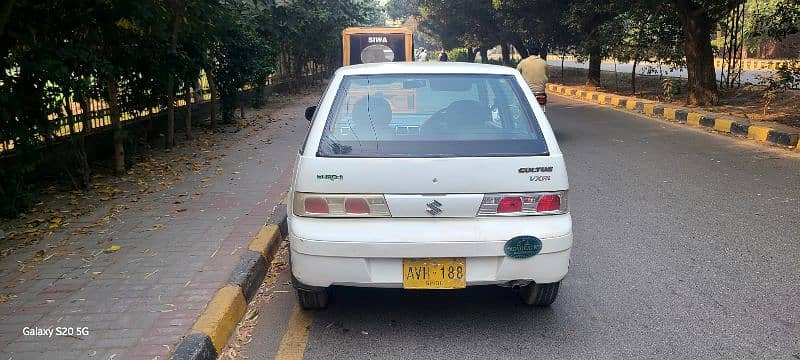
[745,0,800,56]
[211,1,276,124]
[759,60,799,114]
[661,78,680,102]
[417,0,498,50]
[386,0,419,20]
[0,0,382,216]
[612,2,685,67]
[446,48,470,62]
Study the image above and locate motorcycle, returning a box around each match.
[534,91,547,112]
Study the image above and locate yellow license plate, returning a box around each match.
[402,258,466,289]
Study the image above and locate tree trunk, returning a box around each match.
[467,47,476,63]
[675,0,718,105]
[561,53,565,82]
[166,6,180,149]
[513,39,528,59]
[0,0,14,37]
[106,79,125,175]
[631,59,638,95]
[184,82,193,140]
[77,94,92,136]
[501,43,511,65]
[193,78,202,103]
[480,47,489,64]
[63,95,90,189]
[206,68,219,130]
[587,49,602,87]
[76,94,92,188]
[166,75,175,148]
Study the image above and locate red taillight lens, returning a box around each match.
[478,191,567,216]
[536,194,561,212]
[294,193,391,217]
[304,197,329,214]
[345,198,370,214]
[497,196,523,213]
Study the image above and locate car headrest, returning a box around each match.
[446,100,490,129]
[351,95,392,129]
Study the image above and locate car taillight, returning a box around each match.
[304,197,329,214]
[478,191,567,216]
[293,193,391,217]
[535,94,547,105]
[497,197,522,213]
[536,194,561,212]
[345,198,369,214]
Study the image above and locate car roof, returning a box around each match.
[336,62,519,76]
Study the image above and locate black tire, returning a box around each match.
[296,288,329,310]
[519,281,560,306]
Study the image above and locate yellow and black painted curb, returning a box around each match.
[713,58,799,71]
[171,199,289,360]
[547,84,800,150]
[544,55,797,71]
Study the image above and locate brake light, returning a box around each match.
[345,198,370,214]
[478,191,567,216]
[536,194,561,212]
[304,197,329,214]
[497,197,522,213]
[293,192,391,217]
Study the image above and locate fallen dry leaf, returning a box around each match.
[105,245,122,253]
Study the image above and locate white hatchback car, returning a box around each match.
[289,62,571,309]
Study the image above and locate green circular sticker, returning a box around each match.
[504,236,542,259]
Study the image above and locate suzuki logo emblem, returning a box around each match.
[425,200,443,216]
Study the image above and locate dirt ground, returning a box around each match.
[548,67,800,130]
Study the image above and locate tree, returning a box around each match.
[565,0,624,86]
[417,0,499,57]
[211,1,275,125]
[613,2,685,94]
[672,0,744,105]
[386,0,419,20]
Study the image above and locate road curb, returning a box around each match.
[547,84,800,150]
[171,200,289,360]
[546,55,797,71]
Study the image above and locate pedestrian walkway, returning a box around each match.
[0,90,318,360]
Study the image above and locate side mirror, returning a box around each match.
[305,106,317,121]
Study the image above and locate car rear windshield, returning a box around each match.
[316,74,548,157]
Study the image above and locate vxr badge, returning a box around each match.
[425,200,443,216]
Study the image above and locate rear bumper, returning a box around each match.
[289,215,573,288]
[290,247,571,288]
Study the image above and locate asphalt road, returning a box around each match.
[237,94,800,360]
[546,59,773,84]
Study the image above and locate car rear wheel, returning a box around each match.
[296,288,329,310]
[519,281,560,306]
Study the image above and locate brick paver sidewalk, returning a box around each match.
[0,90,316,360]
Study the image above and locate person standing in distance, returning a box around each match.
[516,47,548,93]
[417,47,428,62]
[438,49,448,62]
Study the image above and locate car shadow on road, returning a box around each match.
[318,285,567,332]
[302,285,588,358]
